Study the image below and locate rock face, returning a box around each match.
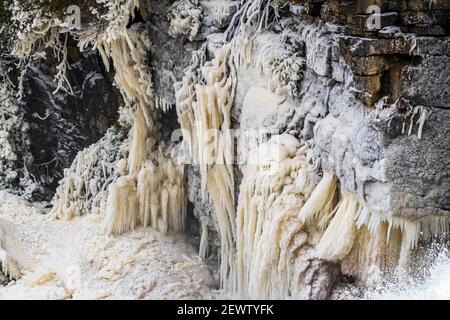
[20,40,122,199]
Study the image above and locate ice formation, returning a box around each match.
[199,216,210,259]
[0,82,22,184]
[313,192,450,284]
[176,44,237,286]
[316,193,359,261]
[232,134,449,297]
[402,104,431,140]
[174,0,311,287]
[0,64,35,193]
[234,134,328,299]
[0,226,21,281]
[168,0,203,41]
[50,129,126,220]
[103,114,187,236]
[50,0,187,236]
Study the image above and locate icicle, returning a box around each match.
[137,162,157,229]
[417,107,430,139]
[175,43,237,289]
[404,105,431,139]
[233,135,329,299]
[199,217,209,259]
[128,109,148,176]
[316,193,359,262]
[298,171,337,225]
[104,175,140,235]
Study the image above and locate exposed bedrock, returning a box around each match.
[23,42,122,198]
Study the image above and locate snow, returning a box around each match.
[168,0,203,41]
[53,0,187,239]
[0,191,215,300]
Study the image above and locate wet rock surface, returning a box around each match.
[22,41,122,199]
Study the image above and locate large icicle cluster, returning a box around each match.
[174,0,309,287]
[232,133,450,297]
[176,44,237,287]
[50,0,187,236]
[304,191,450,285]
[103,109,187,236]
[233,134,338,299]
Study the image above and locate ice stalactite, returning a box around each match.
[397,102,432,140]
[176,45,237,288]
[103,155,186,237]
[154,96,174,113]
[104,109,187,236]
[353,206,450,270]
[0,226,21,281]
[315,193,359,261]
[309,191,450,284]
[104,175,140,235]
[298,171,338,226]
[340,223,402,284]
[128,109,148,176]
[199,216,210,260]
[233,134,339,299]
